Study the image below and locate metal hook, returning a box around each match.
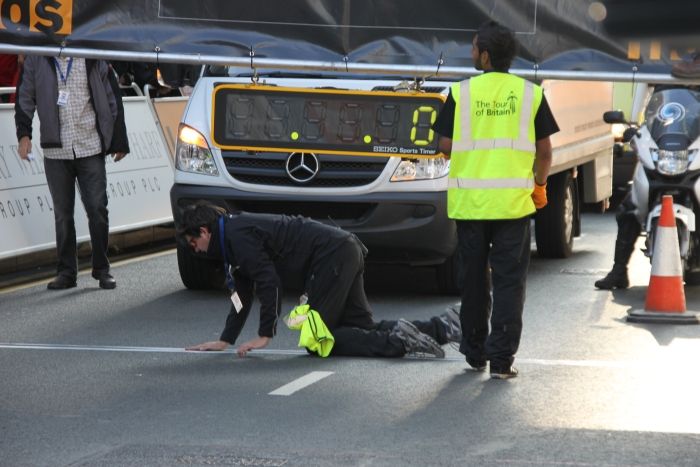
[631,62,638,90]
[58,41,65,58]
[343,56,349,73]
[533,62,539,82]
[249,47,259,84]
[155,46,161,68]
[415,52,445,91]
[435,52,444,77]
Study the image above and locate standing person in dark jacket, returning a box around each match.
[181,203,461,358]
[15,55,130,290]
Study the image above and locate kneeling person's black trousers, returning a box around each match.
[306,237,448,357]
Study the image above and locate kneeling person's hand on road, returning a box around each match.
[185,340,229,351]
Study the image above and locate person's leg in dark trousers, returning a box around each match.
[307,238,434,357]
[44,158,79,280]
[75,154,110,275]
[331,326,406,358]
[308,238,449,357]
[307,238,371,330]
[486,217,530,369]
[456,220,492,367]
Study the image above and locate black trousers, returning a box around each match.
[306,237,448,357]
[44,155,110,279]
[456,217,531,368]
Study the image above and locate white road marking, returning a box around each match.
[0,343,649,369]
[0,343,306,355]
[268,371,334,396]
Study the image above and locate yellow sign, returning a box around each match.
[0,0,72,35]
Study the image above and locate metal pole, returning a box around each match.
[3,43,700,84]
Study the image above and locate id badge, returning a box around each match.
[231,291,243,313]
[57,90,69,106]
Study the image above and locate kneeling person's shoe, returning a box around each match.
[490,365,518,380]
[392,319,445,358]
[92,271,116,289]
[47,275,77,290]
[438,305,462,343]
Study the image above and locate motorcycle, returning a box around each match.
[604,85,700,284]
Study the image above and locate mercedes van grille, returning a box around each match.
[221,152,388,187]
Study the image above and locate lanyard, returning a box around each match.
[53,57,73,85]
[218,216,235,290]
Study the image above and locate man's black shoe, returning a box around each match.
[47,276,77,290]
[92,271,116,289]
[594,269,629,290]
[466,357,487,372]
[490,365,518,380]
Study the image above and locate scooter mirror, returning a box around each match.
[603,110,627,124]
[622,127,639,143]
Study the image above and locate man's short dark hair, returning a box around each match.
[176,201,227,239]
[476,21,518,72]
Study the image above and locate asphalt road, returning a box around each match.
[2,213,700,467]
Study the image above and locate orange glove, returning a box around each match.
[532,182,547,209]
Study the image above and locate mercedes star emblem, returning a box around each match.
[285,152,320,183]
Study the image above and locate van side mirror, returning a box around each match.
[603,110,627,124]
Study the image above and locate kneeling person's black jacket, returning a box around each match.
[205,212,351,344]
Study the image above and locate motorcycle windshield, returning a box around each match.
[645,88,700,147]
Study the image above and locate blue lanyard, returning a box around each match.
[53,57,73,85]
[218,216,235,290]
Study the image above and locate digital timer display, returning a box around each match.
[211,84,446,158]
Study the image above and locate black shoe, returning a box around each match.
[466,357,487,372]
[391,319,445,358]
[490,365,518,380]
[47,275,77,290]
[92,271,116,289]
[594,269,629,290]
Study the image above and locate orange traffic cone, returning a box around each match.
[627,195,699,324]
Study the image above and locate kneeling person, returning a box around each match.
[180,203,460,358]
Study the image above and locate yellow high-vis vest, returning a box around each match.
[448,72,543,220]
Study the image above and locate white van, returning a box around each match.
[170,67,613,293]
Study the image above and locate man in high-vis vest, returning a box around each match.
[433,21,559,379]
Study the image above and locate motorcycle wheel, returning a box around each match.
[684,270,700,285]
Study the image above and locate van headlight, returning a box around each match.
[175,125,219,176]
[391,156,449,181]
[653,149,696,176]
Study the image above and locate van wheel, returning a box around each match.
[176,243,225,290]
[535,171,577,258]
[436,251,462,295]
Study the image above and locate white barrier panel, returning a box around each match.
[0,96,175,260]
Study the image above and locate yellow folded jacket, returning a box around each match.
[285,304,335,357]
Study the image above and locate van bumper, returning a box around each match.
[170,183,457,266]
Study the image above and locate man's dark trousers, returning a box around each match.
[44,154,109,280]
[307,237,448,357]
[456,217,531,368]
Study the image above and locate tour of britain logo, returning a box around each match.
[474,91,519,117]
[0,0,73,35]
